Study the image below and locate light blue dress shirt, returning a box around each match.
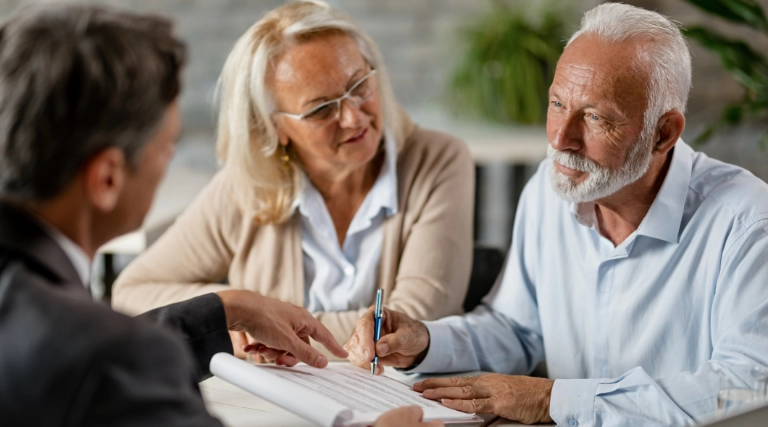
[413,141,768,426]
[299,135,398,313]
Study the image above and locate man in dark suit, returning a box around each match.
[0,5,351,426]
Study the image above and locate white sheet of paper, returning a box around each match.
[210,353,480,427]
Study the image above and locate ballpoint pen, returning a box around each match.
[371,288,384,375]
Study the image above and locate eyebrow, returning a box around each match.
[547,90,617,113]
[302,68,365,108]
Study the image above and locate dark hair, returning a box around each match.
[0,5,186,201]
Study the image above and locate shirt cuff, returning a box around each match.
[550,378,599,427]
[402,320,454,374]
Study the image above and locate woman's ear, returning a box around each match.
[276,125,290,147]
[82,147,126,213]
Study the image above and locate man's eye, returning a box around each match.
[589,113,600,121]
[551,101,562,107]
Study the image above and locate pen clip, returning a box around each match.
[374,289,384,318]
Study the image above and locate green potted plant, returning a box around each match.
[447,1,568,125]
[682,0,768,146]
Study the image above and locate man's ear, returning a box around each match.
[82,147,126,213]
[653,110,685,155]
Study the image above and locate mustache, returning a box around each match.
[547,145,603,174]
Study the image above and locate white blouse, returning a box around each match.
[298,135,398,313]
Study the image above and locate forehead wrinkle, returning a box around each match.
[553,35,649,120]
[270,34,365,110]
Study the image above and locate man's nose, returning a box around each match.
[549,113,583,152]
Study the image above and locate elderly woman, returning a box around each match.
[112,1,473,358]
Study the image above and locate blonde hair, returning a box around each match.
[215,0,403,224]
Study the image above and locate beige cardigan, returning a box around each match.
[112,121,474,350]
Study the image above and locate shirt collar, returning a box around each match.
[38,220,91,288]
[297,132,399,221]
[636,139,692,243]
[570,139,692,244]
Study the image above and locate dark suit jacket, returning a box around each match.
[0,202,232,426]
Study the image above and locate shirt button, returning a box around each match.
[344,266,355,276]
[569,420,578,427]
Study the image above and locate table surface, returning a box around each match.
[200,364,554,427]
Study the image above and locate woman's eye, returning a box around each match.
[305,104,333,119]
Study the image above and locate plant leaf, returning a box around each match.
[684,0,768,32]
[446,2,567,124]
[759,130,768,150]
[684,26,768,93]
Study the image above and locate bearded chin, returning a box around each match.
[547,136,653,203]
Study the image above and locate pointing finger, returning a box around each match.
[286,336,328,368]
[306,317,348,359]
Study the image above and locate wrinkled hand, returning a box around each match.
[373,406,444,427]
[413,374,554,424]
[218,290,347,368]
[344,306,430,375]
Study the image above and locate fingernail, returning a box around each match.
[376,343,389,355]
[316,355,327,367]
[364,350,370,361]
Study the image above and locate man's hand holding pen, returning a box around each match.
[371,289,384,375]
[344,305,430,375]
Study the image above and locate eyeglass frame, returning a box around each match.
[274,69,377,129]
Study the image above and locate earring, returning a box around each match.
[281,144,290,168]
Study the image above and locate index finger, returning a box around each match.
[305,315,348,359]
[413,376,474,392]
[284,335,329,368]
[347,305,378,362]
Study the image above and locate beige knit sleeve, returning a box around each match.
[111,170,239,315]
[313,133,475,346]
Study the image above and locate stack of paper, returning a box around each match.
[210,353,482,427]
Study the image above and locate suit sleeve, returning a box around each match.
[71,324,224,427]
[138,293,233,380]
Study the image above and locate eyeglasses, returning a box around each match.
[276,69,377,129]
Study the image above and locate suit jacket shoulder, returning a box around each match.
[0,203,225,426]
[0,260,222,426]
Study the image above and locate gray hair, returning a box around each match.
[0,5,185,201]
[215,0,403,225]
[568,3,692,136]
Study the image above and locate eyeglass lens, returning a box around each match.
[302,72,376,129]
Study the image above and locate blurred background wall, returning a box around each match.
[1,0,766,250]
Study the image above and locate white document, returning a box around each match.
[210,353,482,427]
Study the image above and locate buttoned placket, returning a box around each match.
[592,230,637,378]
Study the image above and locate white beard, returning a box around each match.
[547,134,653,203]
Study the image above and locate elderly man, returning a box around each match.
[345,3,768,426]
